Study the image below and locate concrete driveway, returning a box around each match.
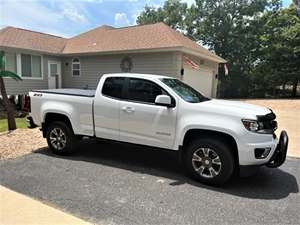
[1,140,299,225]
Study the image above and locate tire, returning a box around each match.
[46,121,78,155]
[184,138,235,186]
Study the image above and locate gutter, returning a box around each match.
[182,48,227,63]
[1,45,226,64]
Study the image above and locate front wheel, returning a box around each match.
[184,138,235,186]
[46,121,77,155]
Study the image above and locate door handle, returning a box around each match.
[122,106,135,113]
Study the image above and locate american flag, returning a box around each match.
[224,64,229,76]
[184,56,200,70]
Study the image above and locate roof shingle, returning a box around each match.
[0,27,67,54]
[0,23,225,62]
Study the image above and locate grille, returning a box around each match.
[257,111,276,121]
[257,111,277,132]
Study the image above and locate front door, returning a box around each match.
[48,61,61,89]
[119,78,177,149]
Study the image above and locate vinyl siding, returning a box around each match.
[1,48,61,95]
[1,49,218,97]
[62,52,182,89]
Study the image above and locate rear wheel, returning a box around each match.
[184,138,235,186]
[46,121,77,155]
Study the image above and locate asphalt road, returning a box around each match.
[1,140,299,225]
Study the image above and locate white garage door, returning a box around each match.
[183,67,214,97]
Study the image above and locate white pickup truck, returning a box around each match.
[28,73,288,185]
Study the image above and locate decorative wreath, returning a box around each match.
[120,56,133,72]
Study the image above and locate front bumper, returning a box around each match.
[238,130,288,166]
[239,131,288,176]
[266,130,288,168]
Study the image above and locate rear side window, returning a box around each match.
[102,77,125,99]
[127,78,165,104]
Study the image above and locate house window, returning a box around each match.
[21,54,42,78]
[72,58,80,76]
[4,53,17,73]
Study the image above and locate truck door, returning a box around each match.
[93,77,125,141]
[119,78,177,149]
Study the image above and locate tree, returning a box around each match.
[137,0,282,98]
[186,0,281,98]
[254,4,300,97]
[293,0,300,16]
[0,51,22,130]
[137,0,188,30]
[136,5,165,25]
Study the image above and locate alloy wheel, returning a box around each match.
[49,128,67,150]
[192,147,222,178]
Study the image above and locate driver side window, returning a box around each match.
[127,78,166,104]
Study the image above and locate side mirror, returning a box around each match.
[155,95,173,107]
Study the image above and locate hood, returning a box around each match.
[198,99,271,119]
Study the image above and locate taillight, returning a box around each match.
[22,95,31,113]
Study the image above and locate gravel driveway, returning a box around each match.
[0,128,46,159]
[1,140,299,225]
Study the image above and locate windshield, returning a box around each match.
[160,78,210,103]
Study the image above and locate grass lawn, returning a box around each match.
[0,117,27,132]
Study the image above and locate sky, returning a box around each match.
[0,0,294,38]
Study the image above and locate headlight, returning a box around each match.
[242,119,273,134]
[242,119,261,132]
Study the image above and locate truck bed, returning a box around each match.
[30,89,95,136]
[34,89,95,97]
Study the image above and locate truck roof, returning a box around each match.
[102,73,174,80]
